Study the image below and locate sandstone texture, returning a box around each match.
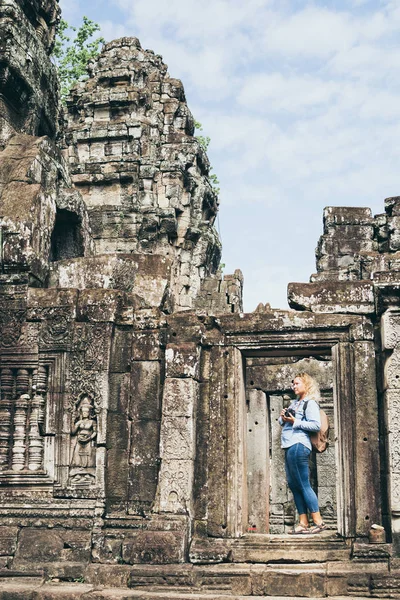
[0,1,400,598]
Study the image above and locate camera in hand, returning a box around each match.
[284,407,296,418]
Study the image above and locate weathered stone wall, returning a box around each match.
[0,0,60,148]
[0,134,93,285]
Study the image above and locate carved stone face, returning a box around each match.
[81,405,91,418]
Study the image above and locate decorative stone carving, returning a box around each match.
[68,353,101,414]
[385,347,400,389]
[85,324,110,371]
[158,459,192,513]
[40,307,72,348]
[381,310,400,350]
[160,417,194,460]
[0,365,49,474]
[69,395,97,487]
[12,394,30,471]
[0,310,25,347]
[0,369,13,470]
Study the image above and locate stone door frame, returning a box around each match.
[195,313,381,542]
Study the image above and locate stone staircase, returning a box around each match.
[0,560,398,599]
[0,534,397,599]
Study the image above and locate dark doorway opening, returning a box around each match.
[49,209,84,261]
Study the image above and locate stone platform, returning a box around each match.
[0,580,376,600]
[0,559,399,599]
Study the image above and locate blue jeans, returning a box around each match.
[285,443,319,515]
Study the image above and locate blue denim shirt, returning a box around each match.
[279,397,321,451]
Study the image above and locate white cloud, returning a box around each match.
[237,73,339,112]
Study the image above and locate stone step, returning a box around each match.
[0,582,375,600]
[85,562,395,598]
[0,561,398,598]
[190,533,352,564]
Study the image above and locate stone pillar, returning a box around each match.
[381,309,400,551]
[0,369,13,470]
[269,395,287,533]
[28,366,48,472]
[353,339,381,535]
[12,394,29,471]
[156,343,200,515]
[205,345,247,538]
[247,389,269,533]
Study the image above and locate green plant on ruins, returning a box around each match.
[194,120,220,196]
[52,16,105,101]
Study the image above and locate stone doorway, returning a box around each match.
[246,354,337,535]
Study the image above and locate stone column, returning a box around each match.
[381,309,400,550]
[156,342,200,515]
[269,395,286,533]
[11,369,30,472]
[12,394,30,471]
[0,369,13,470]
[353,339,381,535]
[247,389,269,533]
[28,366,48,472]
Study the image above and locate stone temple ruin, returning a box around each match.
[0,1,400,598]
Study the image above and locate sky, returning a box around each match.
[59,0,400,312]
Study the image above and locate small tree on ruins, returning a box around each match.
[52,16,105,101]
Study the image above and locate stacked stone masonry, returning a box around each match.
[0,1,400,598]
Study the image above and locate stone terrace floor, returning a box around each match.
[0,583,375,600]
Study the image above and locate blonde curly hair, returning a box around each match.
[294,372,321,401]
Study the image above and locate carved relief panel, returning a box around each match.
[0,365,49,475]
[69,394,98,488]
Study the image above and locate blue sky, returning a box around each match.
[60,0,400,311]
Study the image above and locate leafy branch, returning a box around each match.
[52,16,105,101]
[194,120,220,195]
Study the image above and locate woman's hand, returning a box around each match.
[280,409,295,424]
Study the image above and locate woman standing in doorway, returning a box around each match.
[279,372,326,534]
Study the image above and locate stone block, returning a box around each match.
[384,348,400,390]
[0,526,18,556]
[160,416,195,460]
[107,412,130,449]
[381,310,400,350]
[122,531,186,564]
[261,566,326,597]
[109,372,130,413]
[128,464,159,503]
[85,564,132,587]
[385,196,400,216]
[130,361,161,420]
[131,420,161,464]
[158,459,194,513]
[14,529,64,563]
[60,530,92,562]
[323,206,373,227]
[77,289,126,322]
[132,329,163,361]
[165,343,200,379]
[106,448,129,501]
[319,233,375,256]
[288,281,375,314]
[110,326,132,372]
[162,378,199,417]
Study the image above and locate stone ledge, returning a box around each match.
[287,281,375,315]
[0,580,379,599]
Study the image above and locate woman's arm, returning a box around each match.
[293,400,321,432]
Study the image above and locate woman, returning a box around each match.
[279,372,326,534]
